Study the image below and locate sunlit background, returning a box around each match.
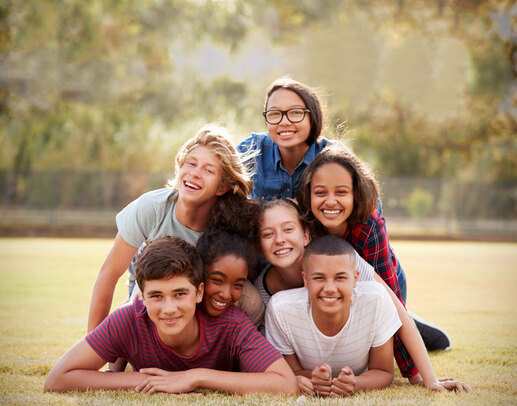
[1,0,516,239]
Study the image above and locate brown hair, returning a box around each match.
[265,77,325,146]
[169,124,252,200]
[136,236,204,292]
[259,198,308,233]
[296,143,379,228]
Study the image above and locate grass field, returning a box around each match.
[0,238,516,405]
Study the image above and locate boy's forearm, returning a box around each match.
[354,369,394,392]
[45,370,144,392]
[192,365,298,395]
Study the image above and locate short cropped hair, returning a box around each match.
[265,76,325,146]
[303,235,356,269]
[170,124,252,200]
[296,143,380,227]
[135,236,204,292]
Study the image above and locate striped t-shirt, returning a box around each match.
[86,301,282,373]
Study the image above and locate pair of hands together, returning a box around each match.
[297,363,472,397]
[297,363,356,397]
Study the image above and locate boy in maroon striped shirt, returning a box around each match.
[45,236,297,395]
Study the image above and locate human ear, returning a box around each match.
[302,271,307,288]
[216,183,230,196]
[303,228,310,247]
[196,282,204,303]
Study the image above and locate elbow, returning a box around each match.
[44,372,61,392]
[282,372,299,395]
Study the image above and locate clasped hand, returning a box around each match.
[297,363,356,397]
[135,367,201,395]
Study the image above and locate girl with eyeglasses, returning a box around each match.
[238,76,331,202]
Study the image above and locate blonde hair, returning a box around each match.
[169,125,252,200]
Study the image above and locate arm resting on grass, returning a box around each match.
[44,339,145,392]
[135,357,298,395]
[87,233,138,332]
[283,353,321,396]
[372,273,439,388]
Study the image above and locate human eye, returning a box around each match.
[149,294,162,299]
[266,110,281,121]
[290,109,304,117]
[174,292,187,297]
[234,283,245,290]
[261,230,273,239]
[313,189,326,196]
[209,277,223,285]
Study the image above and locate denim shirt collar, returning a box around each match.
[272,140,320,172]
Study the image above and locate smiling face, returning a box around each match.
[303,253,358,323]
[259,205,309,270]
[203,255,248,317]
[177,145,228,206]
[142,276,204,348]
[265,88,312,152]
[310,162,355,236]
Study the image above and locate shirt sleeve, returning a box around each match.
[85,305,134,363]
[115,190,164,248]
[231,313,283,372]
[264,298,295,355]
[353,213,401,301]
[234,280,265,329]
[355,251,375,282]
[372,286,402,347]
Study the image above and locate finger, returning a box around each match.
[139,367,167,376]
[438,377,455,382]
[340,366,353,376]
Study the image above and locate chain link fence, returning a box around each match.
[1,170,516,240]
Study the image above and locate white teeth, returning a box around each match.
[211,297,228,307]
[185,181,200,190]
[320,297,340,302]
[279,131,294,136]
[275,248,292,255]
[323,209,341,215]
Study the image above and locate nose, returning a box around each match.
[323,279,337,293]
[162,297,178,313]
[278,112,290,125]
[218,284,231,301]
[274,231,286,244]
[325,193,337,205]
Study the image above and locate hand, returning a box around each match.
[296,375,315,396]
[135,367,197,395]
[311,363,332,396]
[408,373,424,386]
[429,377,472,393]
[330,366,356,397]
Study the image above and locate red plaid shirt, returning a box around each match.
[316,209,418,378]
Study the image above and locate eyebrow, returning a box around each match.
[311,184,352,190]
[146,287,191,295]
[267,104,305,109]
[208,270,247,282]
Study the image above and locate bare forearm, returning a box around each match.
[354,369,393,392]
[397,315,438,387]
[87,274,119,331]
[193,369,298,395]
[45,370,144,392]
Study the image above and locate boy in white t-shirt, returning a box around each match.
[265,235,402,397]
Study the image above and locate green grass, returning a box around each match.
[0,238,516,405]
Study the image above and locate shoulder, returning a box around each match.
[269,287,307,310]
[354,282,391,305]
[135,188,177,206]
[238,132,270,151]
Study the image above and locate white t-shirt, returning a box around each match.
[265,281,401,377]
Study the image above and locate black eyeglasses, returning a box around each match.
[263,108,310,125]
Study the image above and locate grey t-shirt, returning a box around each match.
[116,188,202,286]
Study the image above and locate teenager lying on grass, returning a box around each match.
[45,236,297,395]
[265,236,472,397]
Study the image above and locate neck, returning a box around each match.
[312,305,350,337]
[326,221,348,237]
[278,143,310,175]
[159,313,200,357]
[175,197,215,231]
[266,262,304,294]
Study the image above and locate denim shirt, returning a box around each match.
[238,132,332,201]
